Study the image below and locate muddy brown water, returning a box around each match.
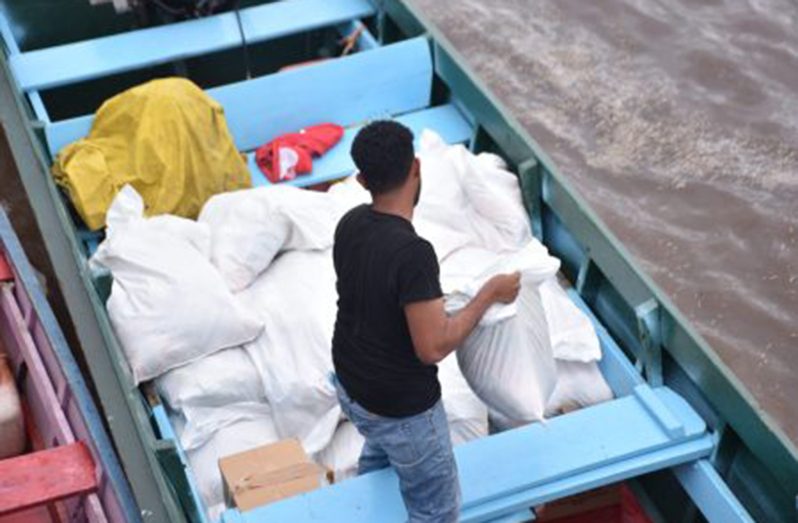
[409,0,798,444]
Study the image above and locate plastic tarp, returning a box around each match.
[52,78,251,230]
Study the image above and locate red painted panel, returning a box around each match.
[0,505,53,523]
[0,254,12,282]
[0,442,97,515]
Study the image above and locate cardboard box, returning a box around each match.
[220,439,329,512]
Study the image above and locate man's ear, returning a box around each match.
[412,157,421,178]
[356,172,367,189]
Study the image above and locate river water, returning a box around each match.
[409,0,798,444]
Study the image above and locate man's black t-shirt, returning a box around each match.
[332,204,443,418]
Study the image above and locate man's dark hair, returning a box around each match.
[351,120,415,194]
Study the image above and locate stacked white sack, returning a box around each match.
[90,186,264,384]
[539,278,601,362]
[539,279,613,415]
[544,359,614,417]
[156,347,265,414]
[199,185,340,292]
[237,249,341,455]
[438,353,489,445]
[414,130,614,423]
[414,130,533,260]
[313,421,364,483]
[412,131,557,424]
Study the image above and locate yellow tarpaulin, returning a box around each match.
[52,77,251,230]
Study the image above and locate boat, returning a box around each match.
[0,208,140,522]
[0,0,794,521]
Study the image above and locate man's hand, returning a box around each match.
[484,272,521,304]
[405,271,523,365]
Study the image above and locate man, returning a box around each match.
[332,120,520,522]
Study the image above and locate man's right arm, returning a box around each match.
[404,272,521,365]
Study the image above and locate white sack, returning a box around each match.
[414,130,532,259]
[327,174,371,210]
[90,186,263,383]
[544,360,614,417]
[442,242,560,326]
[156,347,264,413]
[313,421,364,483]
[326,175,477,263]
[199,186,341,292]
[539,278,602,362]
[456,283,557,424]
[238,249,340,454]
[178,402,279,522]
[438,353,489,446]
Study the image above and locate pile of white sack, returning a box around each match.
[90,130,612,521]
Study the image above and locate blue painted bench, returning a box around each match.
[218,385,712,523]
[5,0,376,93]
[248,104,473,188]
[44,37,474,188]
[571,289,754,523]
[0,0,376,124]
[65,37,471,255]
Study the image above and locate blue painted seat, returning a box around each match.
[210,36,434,153]
[6,0,375,92]
[570,288,754,523]
[248,104,474,187]
[219,385,713,523]
[44,37,439,158]
[45,36,475,190]
[58,37,473,254]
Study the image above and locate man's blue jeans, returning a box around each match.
[334,378,461,523]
